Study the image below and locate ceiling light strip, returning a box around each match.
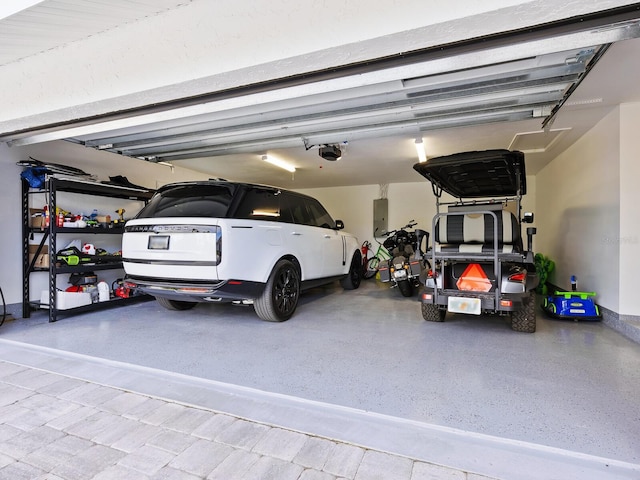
[261,155,295,172]
[415,138,427,163]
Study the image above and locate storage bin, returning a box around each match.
[40,290,92,310]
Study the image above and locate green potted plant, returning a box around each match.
[534,253,555,295]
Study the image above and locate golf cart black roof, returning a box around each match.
[413,149,526,198]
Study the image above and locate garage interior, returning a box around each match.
[1,1,640,479]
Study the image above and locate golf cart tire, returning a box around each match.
[511,291,536,333]
[422,303,446,322]
[156,297,197,311]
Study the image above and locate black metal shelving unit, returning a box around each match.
[22,176,154,322]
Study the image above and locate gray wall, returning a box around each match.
[536,104,630,314]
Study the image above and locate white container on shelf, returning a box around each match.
[97,281,110,302]
[40,291,92,310]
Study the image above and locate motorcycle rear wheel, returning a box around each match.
[398,279,413,297]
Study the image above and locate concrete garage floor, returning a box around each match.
[1,280,639,476]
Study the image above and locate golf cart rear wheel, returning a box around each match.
[156,297,197,311]
[511,291,536,333]
[422,303,446,322]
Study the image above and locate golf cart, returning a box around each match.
[413,149,539,332]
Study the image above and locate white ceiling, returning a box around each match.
[0,0,190,65]
[2,1,640,189]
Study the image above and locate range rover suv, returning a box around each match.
[122,180,361,322]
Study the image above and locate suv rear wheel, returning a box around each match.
[156,297,197,311]
[254,259,301,322]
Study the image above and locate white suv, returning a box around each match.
[122,180,361,321]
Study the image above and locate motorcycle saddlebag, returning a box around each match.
[378,260,391,282]
[409,258,422,276]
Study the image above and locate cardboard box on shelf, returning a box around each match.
[30,208,45,228]
[28,245,49,268]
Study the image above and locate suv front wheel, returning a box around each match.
[340,250,362,290]
[254,259,301,322]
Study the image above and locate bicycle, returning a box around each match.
[362,233,392,279]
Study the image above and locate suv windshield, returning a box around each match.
[136,184,234,218]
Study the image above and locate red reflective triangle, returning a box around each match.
[456,263,492,292]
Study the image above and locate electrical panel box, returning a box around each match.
[373,198,388,236]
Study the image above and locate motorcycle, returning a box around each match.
[377,221,429,297]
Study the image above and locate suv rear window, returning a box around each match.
[136,184,234,218]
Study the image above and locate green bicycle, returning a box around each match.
[362,235,392,279]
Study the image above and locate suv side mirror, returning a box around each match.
[523,212,534,224]
[335,220,345,230]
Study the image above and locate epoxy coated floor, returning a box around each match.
[3,280,640,464]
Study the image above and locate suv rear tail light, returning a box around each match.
[179,287,212,293]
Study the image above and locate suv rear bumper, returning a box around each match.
[124,275,265,303]
[420,287,531,313]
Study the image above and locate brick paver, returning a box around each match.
[323,443,366,478]
[215,418,270,450]
[146,429,198,455]
[117,444,175,475]
[355,450,414,480]
[252,427,308,461]
[0,360,498,480]
[294,436,336,470]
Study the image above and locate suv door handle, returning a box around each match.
[291,232,302,236]
[324,234,331,239]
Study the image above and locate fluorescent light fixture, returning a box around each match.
[415,138,427,163]
[262,154,295,173]
[157,161,175,173]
